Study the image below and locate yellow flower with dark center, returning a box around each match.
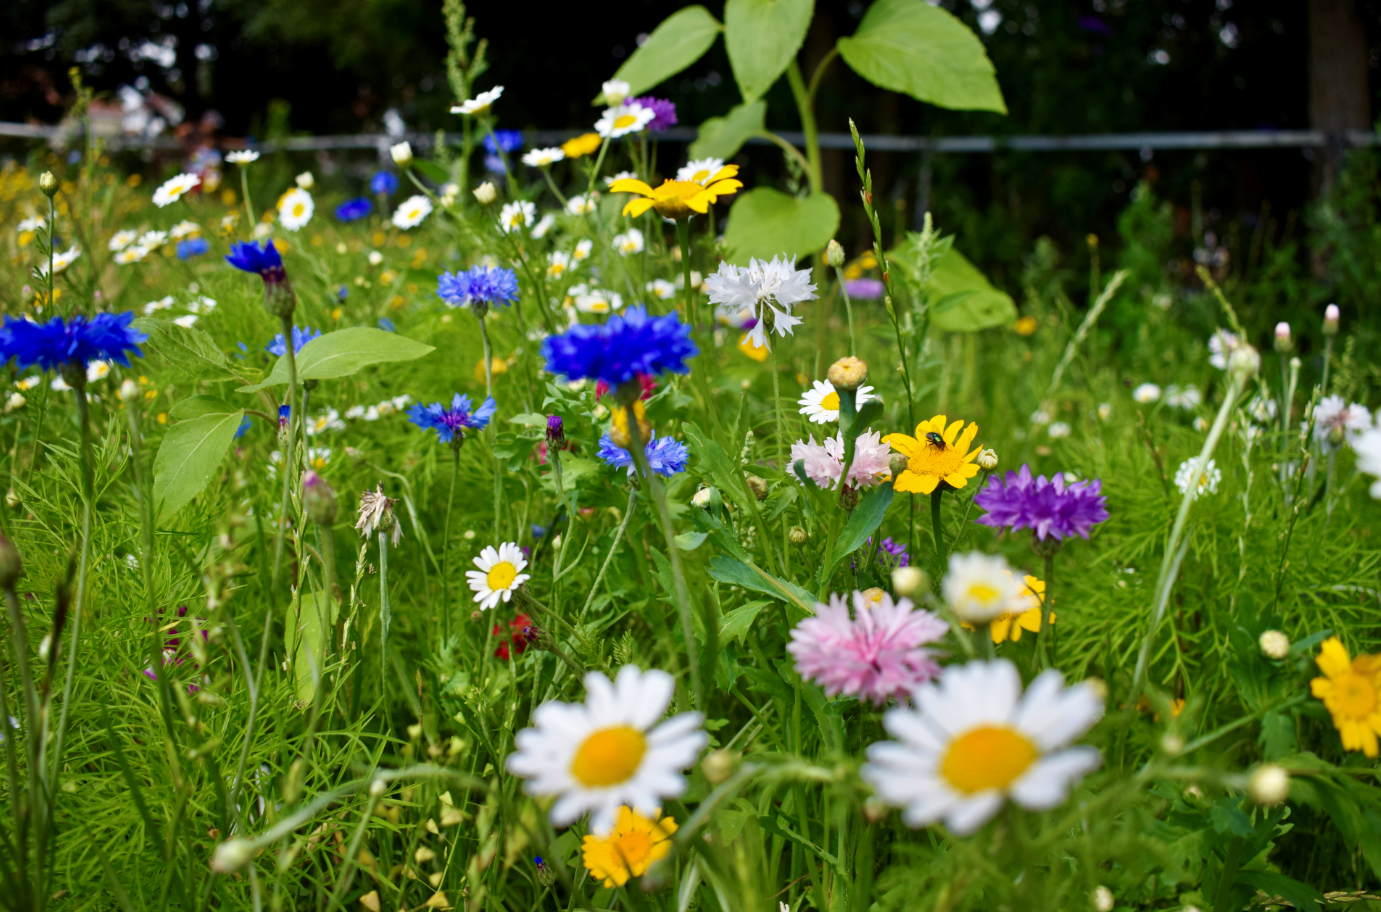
[581,807,678,888]
[1311,636,1381,757]
[610,166,742,220]
[883,415,983,494]
[561,133,603,159]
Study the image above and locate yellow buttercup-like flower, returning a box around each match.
[581,806,677,887]
[884,415,983,495]
[561,132,603,159]
[1311,637,1381,757]
[990,576,1055,644]
[609,165,742,220]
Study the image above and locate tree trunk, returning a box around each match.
[1308,0,1371,193]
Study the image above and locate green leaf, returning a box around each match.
[285,591,338,704]
[725,0,813,102]
[134,317,248,383]
[611,6,722,96]
[508,412,549,428]
[723,188,840,263]
[1208,800,1255,838]
[1233,871,1323,912]
[153,395,244,521]
[718,601,767,645]
[682,422,757,519]
[675,531,708,551]
[837,0,1007,113]
[707,555,814,616]
[411,159,450,185]
[239,327,434,391]
[689,100,768,161]
[926,247,1017,332]
[820,484,895,586]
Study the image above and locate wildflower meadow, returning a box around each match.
[2,3,1381,912]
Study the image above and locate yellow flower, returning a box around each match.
[990,576,1055,643]
[474,357,509,383]
[581,807,677,888]
[561,133,603,159]
[610,166,742,220]
[609,400,650,448]
[883,415,983,495]
[1311,637,1381,757]
[737,331,769,362]
[1014,315,1038,336]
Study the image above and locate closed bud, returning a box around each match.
[5,393,25,414]
[826,356,868,392]
[473,181,497,204]
[295,171,314,189]
[1258,629,1290,660]
[1227,343,1261,381]
[0,534,22,589]
[5,488,19,510]
[1323,303,1340,336]
[211,838,255,873]
[545,414,565,446]
[1249,763,1290,806]
[1161,733,1184,756]
[1092,886,1114,912]
[1274,321,1292,353]
[701,748,738,785]
[119,379,140,403]
[691,486,720,510]
[825,239,845,268]
[745,475,768,501]
[891,565,925,597]
[862,796,890,823]
[601,79,631,107]
[977,447,999,471]
[390,141,413,166]
[789,525,808,545]
[39,171,58,196]
[302,471,338,526]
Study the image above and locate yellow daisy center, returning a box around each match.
[690,169,711,183]
[820,391,840,411]
[571,726,646,786]
[966,582,999,603]
[292,203,305,217]
[1335,673,1378,719]
[940,726,1039,795]
[614,114,638,130]
[486,561,518,591]
[907,445,966,478]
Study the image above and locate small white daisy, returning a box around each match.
[595,101,655,139]
[38,247,81,276]
[565,194,598,216]
[1174,457,1221,498]
[1048,421,1071,439]
[532,213,556,239]
[392,195,434,230]
[173,315,199,328]
[575,289,623,314]
[138,230,169,250]
[226,150,260,165]
[1164,385,1201,410]
[115,246,150,265]
[186,296,217,314]
[676,158,725,186]
[522,147,566,168]
[797,379,876,424]
[168,220,201,240]
[152,172,201,208]
[277,188,315,232]
[467,541,531,611]
[17,217,44,234]
[506,664,707,835]
[1353,428,1381,500]
[143,295,175,315]
[108,230,139,252]
[499,200,536,234]
[942,552,1027,626]
[646,278,676,300]
[613,228,644,256]
[15,376,41,391]
[572,238,593,263]
[862,659,1103,835]
[453,85,504,116]
[601,79,631,106]
[345,405,366,420]
[306,407,346,437]
[547,251,574,279]
[86,360,111,382]
[1132,383,1161,404]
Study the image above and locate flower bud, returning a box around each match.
[745,475,768,501]
[4,393,25,414]
[977,447,999,471]
[5,489,19,510]
[691,486,719,509]
[888,453,910,477]
[295,172,314,189]
[862,796,890,823]
[302,471,338,526]
[701,748,738,785]
[891,565,925,597]
[473,181,497,205]
[368,250,384,267]
[211,838,255,873]
[825,239,845,268]
[1323,303,1340,336]
[1258,629,1290,660]
[119,379,140,404]
[390,142,413,166]
[0,534,22,589]
[39,171,58,197]
[370,778,386,798]
[1249,764,1290,806]
[545,415,565,446]
[1092,886,1114,912]
[1161,733,1184,756]
[1083,677,1110,704]
[1227,343,1261,381]
[789,525,808,545]
[602,79,631,106]
[826,356,868,392]
[1274,321,1292,353]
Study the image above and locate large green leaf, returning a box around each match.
[611,6,722,96]
[689,100,767,161]
[837,0,1007,113]
[134,317,250,383]
[707,556,814,617]
[725,0,813,103]
[926,247,1017,332]
[153,395,244,521]
[819,484,895,587]
[723,188,839,263]
[239,327,434,391]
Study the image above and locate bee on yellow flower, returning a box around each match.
[884,415,983,494]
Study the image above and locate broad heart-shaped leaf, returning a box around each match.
[611,5,722,96]
[723,188,840,263]
[689,100,767,161]
[837,0,1007,113]
[153,395,244,521]
[926,247,1016,332]
[725,0,813,103]
[134,317,251,383]
[239,327,434,391]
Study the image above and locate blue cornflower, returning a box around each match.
[542,306,697,386]
[436,265,519,310]
[234,341,248,360]
[234,415,252,439]
[0,312,146,373]
[177,237,210,259]
[336,285,348,301]
[598,431,689,477]
[377,317,396,332]
[483,130,523,154]
[226,240,285,282]
[407,393,497,445]
[371,171,399,196]
[278,404,291,428]
[266,326,321,356]
[336,197,373,221]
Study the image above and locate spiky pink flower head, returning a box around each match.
[787,590,948,705]
[790,430,894,490]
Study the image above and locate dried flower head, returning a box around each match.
[356,484,402,546]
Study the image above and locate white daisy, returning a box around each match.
[168,220,201,241]
[277,188,315,232]
[108,230,138,252]
[50,377,72,392]
[1312,394,1372,453]
[506,665,707,835]
[226,150,260,165]
[646,278,676,300]
[1207,329,1241,370]
[466,541,531,611]
[942,552,1027,626]
[362,405,381,422]
[572,238,593,263]
[253,222,272,240]
[1353,428,1381,500]
[115,246,150,265]
[797,379,876,424]
[522,147,566,168]
[1132,383,1161,404]
[393,195,433,230]
[613,228,644,256]
[601,79,631,106]
[575,289,623,314]
[173,315,199,328]
[862,659,1103,835]
[1048,421,1071,439]
[677,158,725,186]
[1246,394,1277,424]
[186,296,217,314]
[1164,385,1200,410]
[532,213,556,239]
[345,405,366,420]
[306,408,346,437]
[605,170,638,188]
[391,394,412,410]
[152,173,201,207]
[704,256,817,352]
[595,101,655,139]
[143,295,175,315]
[499,200,536,234]
[1174,457,1221,498]
[547,251,575,279]
[16,217,44,234]
[565,194,598,216]
[86,360,111,382]
[38,247,81,276]
[138,230,169,250]
[15,376,41,391]
[452,86,504,116]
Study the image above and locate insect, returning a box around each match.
[924,431,947,451]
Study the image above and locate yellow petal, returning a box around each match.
[894,471,934,494]
[708,165,740,183]
[943,419,964,446]
[883,434,920,456]
[943,472,971,490]
[1311,677,1333,698]
[609,178,655,196]
[1317,637,1352,679]
[622,198,656,218]
[991,618,1012,643]
[1017,608,1043,633]
[922,415,947,436]
[704,178,742,195]
[956,422,979,452]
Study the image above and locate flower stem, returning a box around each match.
[675,220,726,440]
[272,315,301,597]
[442,448,459,642]
[930,488,946,569]
[1321,335,1334,395]
[378,530,391,698]
[45,194,56,315]
[834,267,856,356]
[579,486,637,622]
[477,310,493,400]
[1039,553,1055,671]
[240,167,256,229]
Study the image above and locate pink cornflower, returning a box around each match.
[787,591,948,705]
[789,430,893,490]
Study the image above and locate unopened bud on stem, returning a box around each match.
[1274,321,1292,354]
[1227,343,1261,381]
[1323,303,1340,336]
[825,239,845,269]
[39,172,58,197]
[827,356,868,392]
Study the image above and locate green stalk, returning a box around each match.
[442,448,459,642]
[579,487,638,622]
[44,194,56,314]
[239,166,256,232]
[271,315,301,597]
[834,267,856,356]
[1321,336,1334,395]
[676,219,726,440]
[477,309,493,400]
[1039,552,1055,670]
[785,63,823,194]
[930,489,946,569]
[378,530,391,698]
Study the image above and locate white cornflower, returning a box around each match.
[466,542,530,611]
[499,200,536,234]
[1132,383,1161,404]
[453,86,504,116]
[572,238,593,263]
[531,213,555,239]
[226,150,260,165]
[168,220,201,240]
[797,379,876,424]
[862,659,1103,835]
[506,664,707,836]
[1164,385,1201,410]
[704,256,817,352]
[522,147,566,168]
[1312,395,1372,453]
[613,228,644,256]
[38,247,81,276]
[1208,329,1242,370]
[574,289,623,314]
[601,79,631,106]
[152,173,201,207]
[565,194,598,216]
[108,229,138,252]
[676,158,725,185]
[646,278,676,300]
[392,195,433,230]
[595,101,654,139]
[942,552,1027,626]
[547,251,575,279]
[1174,457,1221,498]
[277,188,315,231]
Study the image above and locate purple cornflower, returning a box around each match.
[845,278,884,300]
[408,393,497,445]
[875,537,909,569]
[483,130,524,154]
[336,197,372,221]
[266,326,321,356]
[631,96,677,132]
[371,171,399,196]
[226,240,285,282]
[437,265,519,310]
[0,312,146,373]
[598,432,688,477]
[545,415,564,445]
[974,464,1109,542]
[542,306,697,386]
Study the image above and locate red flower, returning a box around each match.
[594,373,656,402]
[494,613,534,661]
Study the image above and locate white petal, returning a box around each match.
[626,669,674,728]
[1009,746,1100,810]
[1016,676,1103,750]
[943,792,1005,836]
